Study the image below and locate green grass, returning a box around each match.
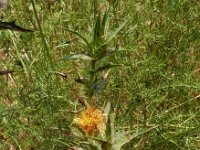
[0,0,200,149]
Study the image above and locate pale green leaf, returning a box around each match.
[112,126,157,150]
[64,54,93,60]
[104,101,111,123]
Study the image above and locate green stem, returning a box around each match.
[30,0,55,70]
[93,0,98,18]
[88,59,96,102]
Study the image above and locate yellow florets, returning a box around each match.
[73,107,106,136]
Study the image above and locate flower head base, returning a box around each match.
[73,107,106,136]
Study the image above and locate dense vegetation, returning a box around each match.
[0,0,200,149]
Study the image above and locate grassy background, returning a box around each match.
[0,0,200,149]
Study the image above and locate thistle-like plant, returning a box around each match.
[65,7,127,103]
[64,4,156,150]
[71,102,156,150]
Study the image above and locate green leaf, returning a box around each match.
[64,54,93,60]
[107,20,128,42]
[106,113,116,144]
[112,126,157,150]
[104,101,111,123]
[65,28,92,50]
[93,15,102,46]
[101,9,110,36]
[95,63,122,72]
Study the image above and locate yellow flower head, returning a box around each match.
[73,107,106,136]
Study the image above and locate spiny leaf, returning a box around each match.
[107,20,128,42]
[0,20,33,32]
[93,15,102,46]
[101,8,110,36]
[112,126,157,150]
